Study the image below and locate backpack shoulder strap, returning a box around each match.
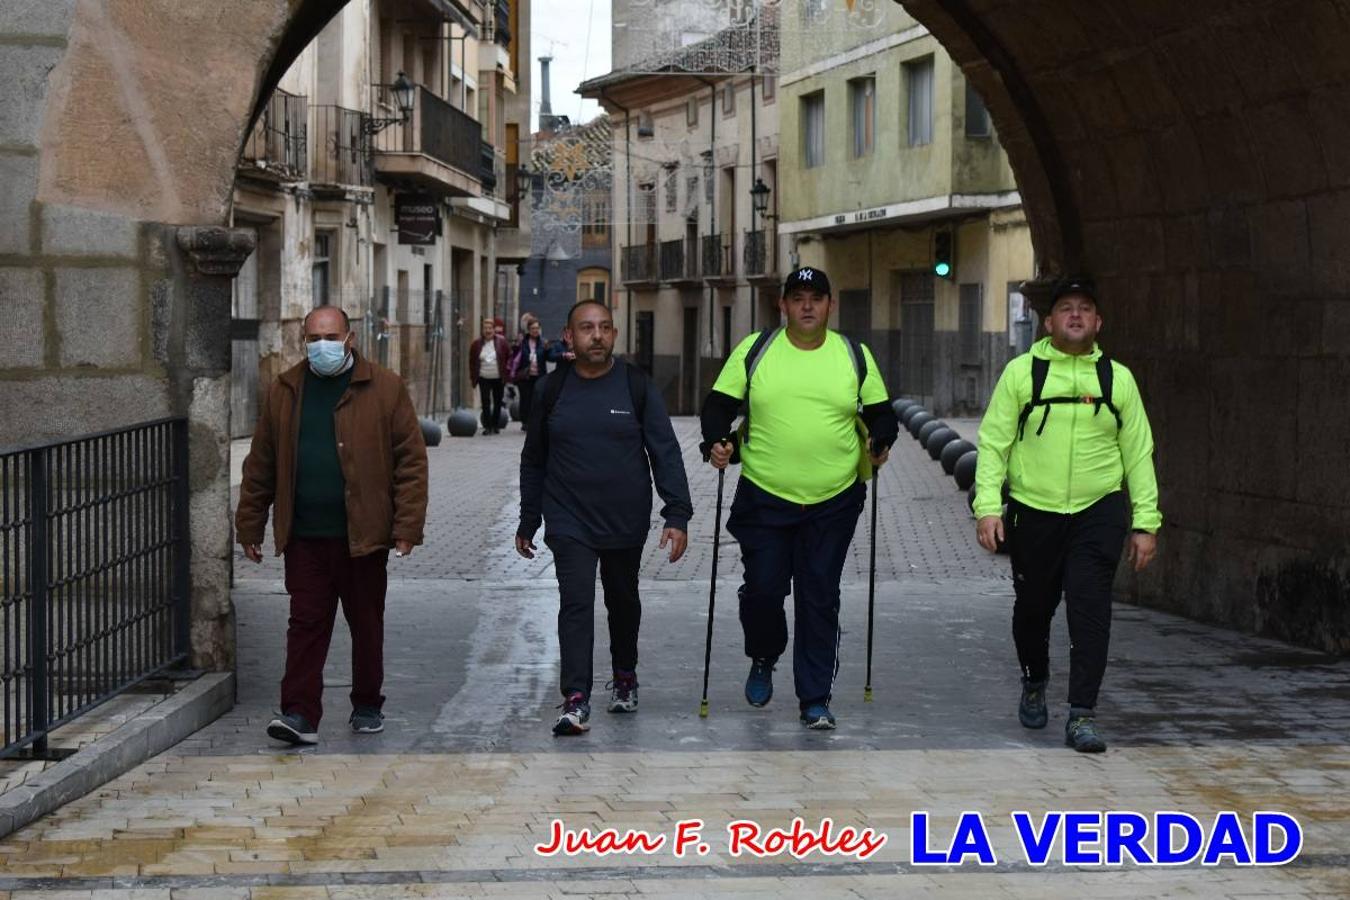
[743,327,781,385]
[1094,356,1122,430]
[840,333,868,408]
[1017,356,1052,441]
[624,359,648,422]
[739,328,781,446]
[542,361,572,416]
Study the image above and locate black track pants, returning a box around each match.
[1007,491,1128,711]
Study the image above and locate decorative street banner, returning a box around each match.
[395,193,439,245]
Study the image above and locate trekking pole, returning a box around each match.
[699,467,726,718]
[864,469,879,702]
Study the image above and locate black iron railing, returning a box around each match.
[241,89,307,180]
[495,0,511,47]
[621,243,657,283]
[310,104,372,187]
[744,228,775,277]
[659,238,685,281]
[372,85,485,181]
[702,234,734,278]
[1,419,190,759]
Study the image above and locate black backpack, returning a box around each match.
[738,327,867,446]
[1016,355,1122,441]
[536,359,649,456]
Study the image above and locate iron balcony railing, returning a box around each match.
[744,228,776,277]
[495,0,511,47]
[241,89,307,181]
[702,234,735,279]
[309,104,372,187]
[1,419,190,759]
[480,140,500,195]
[371,84,484,182]
[658,238,685,281]
[621,243,657,283]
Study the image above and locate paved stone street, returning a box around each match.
[2,418,1349,897]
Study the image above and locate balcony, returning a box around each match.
[621,243,657,286]
[309,104,372,189]
[240,89,307,182]
[495,0,511,47]
[371,84,488,198]
[660,237,700,283]
[743,228,777,281]
[702,234,735,282]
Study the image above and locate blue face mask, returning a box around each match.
[307,339,349,376]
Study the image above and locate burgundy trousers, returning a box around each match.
[280,537,389,726]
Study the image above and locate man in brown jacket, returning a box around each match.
[236,306,428,745]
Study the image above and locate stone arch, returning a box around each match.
[899,0,1350,651]
[0,0,351,669]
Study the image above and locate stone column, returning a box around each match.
[173,226,257,671]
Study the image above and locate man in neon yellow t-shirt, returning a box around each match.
[700,267,899,729]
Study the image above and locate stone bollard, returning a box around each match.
[941,439,976,475]
[447,408,478,437]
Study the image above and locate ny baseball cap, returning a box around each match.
[1051,277,1098,307]
[783,266,831,297]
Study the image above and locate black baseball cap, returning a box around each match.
[783,266,831,297]
[1051,276,1098,307]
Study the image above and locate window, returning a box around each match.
[959,282,983,365]
[905,56,934,147]
[637,111,654,138]
[311,231,332,308]
[802,92,825,168]
[849,76,875,158]
[762,74,776,103]
[577,267,608,304]
[686,97,699,127]
[582,191,609,246]
[665,166,679,213]
[722,80,736,116]
[965,78,991,138]
[638,182,656,226]
[801,0,828,25]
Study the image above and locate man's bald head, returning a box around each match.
[304,305,351,335]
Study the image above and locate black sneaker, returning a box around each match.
[1018,678,1048,729]
[1065,714,1107,753]
[552,692,591,736]
[607,671,639,714]
[266,711,318,745]
[349,707,384,733]
[745,657,775,707]
[800,703,837,730]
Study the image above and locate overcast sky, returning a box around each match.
[529,0,610,132]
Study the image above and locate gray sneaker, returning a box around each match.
[1065,714,1107,753]
[349,707,384,734]
[553,692,591,736]
[1018,678,1048,729]
[267,711,318,745]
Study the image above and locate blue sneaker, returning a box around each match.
[800,703,836,730]
[745,657,775,707]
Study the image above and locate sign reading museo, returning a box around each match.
[396,194,439,245]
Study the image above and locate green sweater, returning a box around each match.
[292,366,353,538]
[974,338,1162,532]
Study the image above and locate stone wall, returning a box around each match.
[0,0,351,670]
[900,0,1350,653]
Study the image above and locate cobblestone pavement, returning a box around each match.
[2,418,1349,897]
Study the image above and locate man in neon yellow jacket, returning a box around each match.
[974,278,1160,753]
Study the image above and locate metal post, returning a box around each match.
[171,418,191,661]
[27,448,49,755]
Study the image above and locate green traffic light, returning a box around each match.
[934,262,951,277]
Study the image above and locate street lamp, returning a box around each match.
[750,177,772,220]
[514,163,534,201]
[364,71,415,135]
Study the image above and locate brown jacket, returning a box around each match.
[236,352,428,557]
